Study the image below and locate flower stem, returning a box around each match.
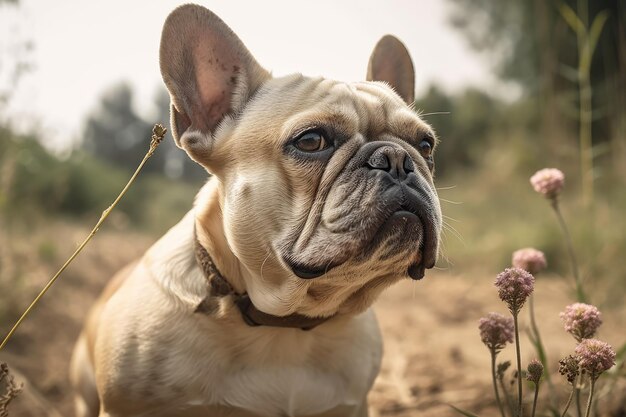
[0,124,166,351]
[576,380,582,417]
[492,351,508,417]
[499,373,515,417]
[529,295,550,382]
[531,382,540,417]
[528,296,562,416]
[561,384,575,417]
[513,313,523,417]
[583,378,596,417]
[550,199,586,303]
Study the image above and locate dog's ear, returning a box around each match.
[160,4,270,166]
[366,35,415,105]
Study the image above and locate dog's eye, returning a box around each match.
[418,139,434,170]
[294,131,328,153]
[418,139,432,158]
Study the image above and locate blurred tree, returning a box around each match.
[82,83,205,181]
[448,0,625,168]
[0,0,33,124]
[83,83,160,172]
[415,86,465,175]
[414,85,534,177]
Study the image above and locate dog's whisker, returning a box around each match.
[436,256,454,270]
[442,214,461,223]
[419,111,451,117]
[439,198,463,205]
[442,221,463,236]
[436,185,457,191]
[320,242,341,278]
[415,108,450,117]
[259,251,272,283]
[324,260,333,275]
[441,227,467,247]
[436,235,454,268]
[442,223,466,246]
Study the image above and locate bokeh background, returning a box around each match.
[0,1,624,416]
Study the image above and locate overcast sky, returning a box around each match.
[1,0,504,151]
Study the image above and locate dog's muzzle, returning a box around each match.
[285,141,440,281]
[361,142,439,277]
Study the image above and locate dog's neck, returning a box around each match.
[193,178,395,322]
[193,179,336,329]
[194,179,247,294]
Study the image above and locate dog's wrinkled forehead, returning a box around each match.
[229,75,431,150]
[159,5,422,171]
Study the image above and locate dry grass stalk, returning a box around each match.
[0,362,23,417]
[0,124,166,351]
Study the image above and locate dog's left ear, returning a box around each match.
[366,35,415,105]
[159,4,270,168]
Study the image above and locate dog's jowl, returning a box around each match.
[70,4,442,417]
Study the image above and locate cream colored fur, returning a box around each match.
[70,5,441,417]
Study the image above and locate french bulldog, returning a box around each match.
[70,4,442,417]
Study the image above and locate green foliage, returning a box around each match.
[415,85,538,178]
[447,0,625,165]
[82,83,205,181]
[448,0,621,93]
[448,0,540,88]
[0,126,200,235]
[37,240,57,264]
[439,137,626,307]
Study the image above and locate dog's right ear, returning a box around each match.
[366,35,415,105]
[159,4,269,167]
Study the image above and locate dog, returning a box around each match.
[69,4,442,417]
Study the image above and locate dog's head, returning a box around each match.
[160,5,442,318]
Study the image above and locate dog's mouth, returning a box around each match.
[286,198,438,281]
[289,263,331,280]
[359,202,437,280]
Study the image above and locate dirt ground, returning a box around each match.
[1,221,624,417]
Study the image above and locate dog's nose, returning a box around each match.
[366,145,414,180]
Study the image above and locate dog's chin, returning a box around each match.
[285,209,427,281]
[359,209,427,279]
[367,210,422,250]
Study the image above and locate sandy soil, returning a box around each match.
[1,222,624,417]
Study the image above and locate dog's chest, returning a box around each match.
[178,324,378,416]
[129,311,380,417]
[190,366,358,416]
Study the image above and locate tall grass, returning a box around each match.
[559,2,609,207]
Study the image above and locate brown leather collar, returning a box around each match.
[193,234,333,330]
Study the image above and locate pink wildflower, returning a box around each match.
[558,355,580,384]
[560,303,602,342]
[512,248,547,275]
[479,312,515,353]
[575,339,616,379]
[526,359,544,384]
[494,268,535,314]
[530,168,565,199]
